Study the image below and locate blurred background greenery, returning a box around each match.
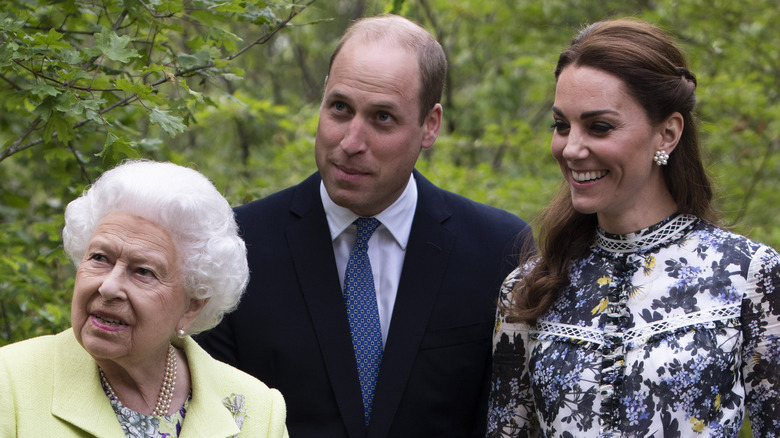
[4,2,774,435]
[1,0,777,351]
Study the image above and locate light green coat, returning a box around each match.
[0,328,288,437]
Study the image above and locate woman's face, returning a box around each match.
[551,65,679,233]
[71,212,204,368]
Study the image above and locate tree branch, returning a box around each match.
[733,136,779,224]
[225,0,317,61]
[0,116,43,162]
[0,0,317,163]
[13,59,124,92]
[0,93,140,163]
[137,0,177,19]
[67,141,92,184]
[0,73,23,90]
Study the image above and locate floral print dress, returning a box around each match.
[487,214,780,437]
[103,386,191,438]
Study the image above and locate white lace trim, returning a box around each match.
[623,304,740,345]
[531,303,741,348]
[533,321,605,345]
[596,214,698,253]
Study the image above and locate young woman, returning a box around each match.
[487,19,780,437]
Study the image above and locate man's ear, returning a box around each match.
[422,103,442,149]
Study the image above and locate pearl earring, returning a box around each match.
[177,328,186,337]
[653,150,669,166]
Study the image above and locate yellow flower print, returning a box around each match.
[690,417,705,433]
[629,284,648,302]
[592,297,609,315]
[644,255,656,275]
[714,393,721,410]
[597,276,612,286]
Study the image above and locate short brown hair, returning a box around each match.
[327,14,447,125]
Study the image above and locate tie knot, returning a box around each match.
[354,217,380,245]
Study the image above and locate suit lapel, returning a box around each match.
[368,173,455,438]
[286,175,367,438]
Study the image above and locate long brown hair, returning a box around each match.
[509,19,717,324]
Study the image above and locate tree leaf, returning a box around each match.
[114,78,165,105]
[149,108,186,135]
[86,28,139,63]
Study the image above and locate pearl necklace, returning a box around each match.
[99,344,178,417]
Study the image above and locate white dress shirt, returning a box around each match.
[320,175,417,344]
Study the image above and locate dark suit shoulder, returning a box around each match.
[441,188,526,226]
[414,171,529,236]
[233,173,321,228]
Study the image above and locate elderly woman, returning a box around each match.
[487,19,780,437]
[0,160,288,437]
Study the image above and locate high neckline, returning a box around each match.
[595,213,698,253]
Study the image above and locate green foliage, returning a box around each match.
[1,0,778,386]
[0,0,314,166]
[0,0,315,345]
[0,2,773,435]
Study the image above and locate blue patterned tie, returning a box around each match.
[343,217,383,425]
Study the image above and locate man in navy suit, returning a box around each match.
[197,14,530,437]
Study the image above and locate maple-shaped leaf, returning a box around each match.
[149,108,186,136]
[85,29,138,63]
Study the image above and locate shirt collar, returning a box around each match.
[320,174,417,250]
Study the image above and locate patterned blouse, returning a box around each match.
[487,214,780,437]
[102,383,191,438]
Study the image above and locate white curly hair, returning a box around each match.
[62,160,249,335]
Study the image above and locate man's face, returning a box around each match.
[315,38,441,217]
